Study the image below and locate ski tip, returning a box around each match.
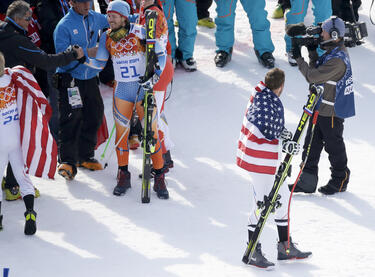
[242,255,249,264]
[104,163,108,169]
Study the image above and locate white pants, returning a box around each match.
[0,147,35,199]
[154,90,174,151]
[248,171,290,231]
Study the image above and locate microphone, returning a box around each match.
[286,23,307,37]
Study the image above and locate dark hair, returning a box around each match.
[6,0,30,20]
[264,68,285,91]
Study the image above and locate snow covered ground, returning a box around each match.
[1,0,375,276]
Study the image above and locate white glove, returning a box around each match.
[282,140,300,155]
[138,73,160,90]
[280,127,293,141]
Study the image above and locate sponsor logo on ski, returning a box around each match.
[298,93,316,131]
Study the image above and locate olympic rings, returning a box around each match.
[110,37,138,52]
[0,86,15,102]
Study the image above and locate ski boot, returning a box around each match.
[197,17,215,28]
[113,169,131,196]
[271,4,284,19]
[255,50,275,69]
[180,58,197,72]
[318,168,350,195]
[5,185,21,201]
[24,210,37,235]
[58,163,77,180]
[246,243,275,270]
[78,158,103,171]
[277,238,312,260]
[153,172,169,199]
[289,171,318,193]
[214,48,233,68]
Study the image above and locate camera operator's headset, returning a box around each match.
[329,16,340,40]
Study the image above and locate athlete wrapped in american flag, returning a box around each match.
[0,52,57,235]
[236,68,310,269]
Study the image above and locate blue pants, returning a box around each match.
[285,0,332,52]
[214,0,274,56]
[162,0,198,60]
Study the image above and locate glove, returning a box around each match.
[138,73,160,90]
[280,127,293,141]
[282,140,300,155]
[291,40,301,59]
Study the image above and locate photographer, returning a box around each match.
[291,16,354,195]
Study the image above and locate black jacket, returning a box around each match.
[0,19,76,72]
[35,0,69,54]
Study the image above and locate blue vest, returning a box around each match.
[316,47,355,118]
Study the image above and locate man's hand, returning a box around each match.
[73,46,84,59]
[282,140,300,155]
[87,46,98,58]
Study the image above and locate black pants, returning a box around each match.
[302,115,348,178]
[332,0,362,22]
[197,0,213,20]
[58,77,104,166]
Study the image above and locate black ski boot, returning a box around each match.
[318,168,350,195]
[255,50,275,68]
[214,48,232,68]
[246,243,275,270]
[277,237,312,260]
[24,210,37,235]
[289,171,318,193]
[153,172,169,199]
[113,169,131,196]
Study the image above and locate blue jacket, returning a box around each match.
[54,8,109,80]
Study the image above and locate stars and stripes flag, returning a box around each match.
[9,66,57,179]
[237,81,285,175]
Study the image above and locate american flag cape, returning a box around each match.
[7,66,57,179]
[236,81,285,175]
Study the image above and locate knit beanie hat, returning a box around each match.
[107,0,130,18]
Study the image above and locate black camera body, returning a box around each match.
[287,20,368,49]
[344,21,368,47]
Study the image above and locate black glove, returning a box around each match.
[291,39,301,59]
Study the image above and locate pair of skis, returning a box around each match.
[141,10,158,203]
[242,85,323,264]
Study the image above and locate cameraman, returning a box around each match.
[291,16,354,195]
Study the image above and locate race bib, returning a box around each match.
[113,55,146,83]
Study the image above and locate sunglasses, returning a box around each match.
[23,16,32,21]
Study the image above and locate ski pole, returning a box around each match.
[100,123,116,161]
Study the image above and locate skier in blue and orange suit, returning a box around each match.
[86,0,170,199]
